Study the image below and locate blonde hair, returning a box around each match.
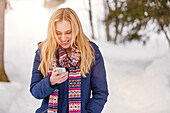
[38,8,95,78]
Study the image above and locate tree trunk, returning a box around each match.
[105,0,111,41]
[114,21,118,44]
[88,0,95,39]
[158,22,170,50]
[106,20,111,41]
[163,27,170,50]
[0,0,10,82]
[113,0,119,44]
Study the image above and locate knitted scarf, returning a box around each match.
[47,46,81,113]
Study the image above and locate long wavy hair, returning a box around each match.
[38,8,95,78]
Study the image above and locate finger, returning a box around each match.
[58,75,68,83]
[62,73,68,79]
[52,72,68,84]
[53,68,58,72]
[62,72,68,77]
[56,72,68,78]
[52,70,60,75]
[57,73,68,81]
[53,69,56,72]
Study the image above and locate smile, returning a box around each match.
[62,40,69,45]
[63,41,68,44]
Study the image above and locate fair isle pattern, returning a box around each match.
[47,46,81,113]
[47,57,59,113]
[48,89,59,113]
[68,71,81,113]
[58,47,81,69]
[68,69,81,113]
[58,46,81,113]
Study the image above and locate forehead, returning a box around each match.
[55,20,71,32]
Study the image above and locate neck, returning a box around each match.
[65,48,71,57]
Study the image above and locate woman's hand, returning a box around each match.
[50,70,68,86]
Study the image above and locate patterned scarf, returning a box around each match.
[47,46,81,113]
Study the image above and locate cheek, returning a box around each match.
[68,34,73,40]
[56,36,61,42]
[57,35,61,39]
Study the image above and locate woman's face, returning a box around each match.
[55,20,72,49]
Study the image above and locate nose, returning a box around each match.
[60,34,66,42]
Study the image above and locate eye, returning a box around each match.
[57,32,61,35]
[66,31,72,35]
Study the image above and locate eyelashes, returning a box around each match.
[56,31,72,36]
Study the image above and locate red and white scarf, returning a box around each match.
[47,46,81,113]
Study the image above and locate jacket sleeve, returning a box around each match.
[86,45,109,113]
[30,49,59,99]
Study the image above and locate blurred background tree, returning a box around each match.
[149,0,170,47]
[0,0,64,82]
[0,0,9,82]
[105,0,170,47]
[88,0,95,39]
[1,0,169,82]
[44,0,65,8]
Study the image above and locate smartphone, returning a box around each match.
[54,67,66,74]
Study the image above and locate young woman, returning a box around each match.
[30,8,108,113]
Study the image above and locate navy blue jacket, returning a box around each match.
[30,42,109,113]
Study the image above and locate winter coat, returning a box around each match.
[30,42,109,113]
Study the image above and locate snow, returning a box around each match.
[1,0,170,113]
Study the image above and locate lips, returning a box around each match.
[61,40,69,45]
[62,41,68,44]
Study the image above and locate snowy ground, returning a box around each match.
[0,0,170,113]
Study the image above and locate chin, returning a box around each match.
[61,45,71,49]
